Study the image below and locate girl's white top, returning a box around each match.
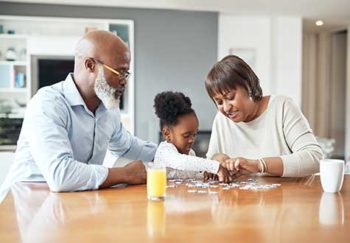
[154,141,220,179]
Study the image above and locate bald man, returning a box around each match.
[5,30,157,192]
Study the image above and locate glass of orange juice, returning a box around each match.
[147,163,167,200]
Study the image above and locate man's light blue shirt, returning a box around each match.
[6,74,156,192]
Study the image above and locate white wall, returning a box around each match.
[271,17,302,105]
[218,15,302,105]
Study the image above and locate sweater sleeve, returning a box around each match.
[280,98,323,177]
[155,142,220,174]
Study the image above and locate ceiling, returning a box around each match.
[3,0,350,31]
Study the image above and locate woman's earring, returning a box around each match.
[248,90,253,101]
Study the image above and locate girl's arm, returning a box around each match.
[155,142,219,174]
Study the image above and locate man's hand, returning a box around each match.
[99,160,146,188]
[123,160,147,185]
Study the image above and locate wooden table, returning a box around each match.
[0,175,349,243]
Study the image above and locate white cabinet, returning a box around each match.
[0,16,135,133]
[0,34,28,117]
[0,60,27,90]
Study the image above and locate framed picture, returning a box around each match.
[229,48,256,69]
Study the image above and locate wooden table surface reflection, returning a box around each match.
[0,175,349,243]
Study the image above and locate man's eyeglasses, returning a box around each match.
[91,57,131,80]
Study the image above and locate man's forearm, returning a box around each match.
[99,167,129,188]
[99,160,147,189]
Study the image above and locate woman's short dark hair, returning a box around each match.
[154,91,195,129]
[205,55,263,102]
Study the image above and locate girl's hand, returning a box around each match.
[204,167,233,183]
[203,171,218,181]
[217,165,235,183]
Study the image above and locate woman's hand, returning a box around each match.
[212,153,230,164]
[222,157,261,174]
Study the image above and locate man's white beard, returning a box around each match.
[94,65,120,110]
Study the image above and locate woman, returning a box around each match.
[205,55,322,177]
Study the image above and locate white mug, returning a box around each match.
[320,159,345,193]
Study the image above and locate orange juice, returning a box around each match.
[147,168,167,200]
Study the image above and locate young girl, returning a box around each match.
[153,91,230,182]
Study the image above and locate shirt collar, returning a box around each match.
[62,73,86,107]
[62,73,107,114]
